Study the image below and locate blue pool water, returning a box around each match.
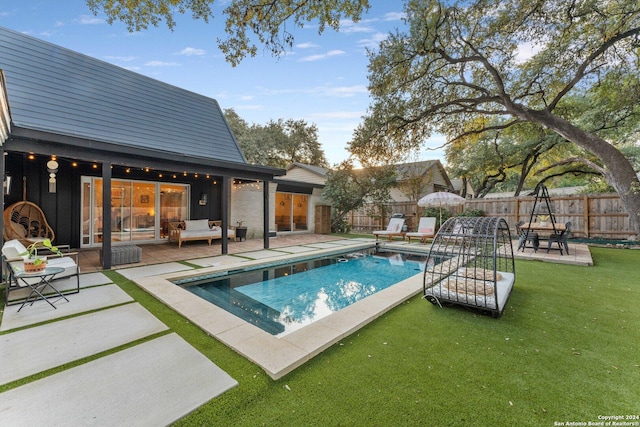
[183,251,429,336]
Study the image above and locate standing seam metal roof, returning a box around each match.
[0,26,246,164]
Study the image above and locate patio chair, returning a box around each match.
[405,217,437,244]
[3,201,55,246]
[2,239,80,306]
[547,221,571,255]
[515,221,539,252]
[373,217,406,241]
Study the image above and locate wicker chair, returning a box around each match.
[3,201,55,245]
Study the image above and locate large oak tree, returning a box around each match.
[358,0,640,237]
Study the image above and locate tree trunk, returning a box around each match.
[519,108,640,239]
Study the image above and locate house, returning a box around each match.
[273,163,331,233]
[0,27,284,268]
[390,160,454,202]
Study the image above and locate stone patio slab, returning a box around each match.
[0,303,168,386]
[0,333,238,426]
[1,284,133,331]
[270,245,319,254]
[116,262,193,280]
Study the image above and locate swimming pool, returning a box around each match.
[180,250,429,336]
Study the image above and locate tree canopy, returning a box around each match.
[86,0,370,66]
[359,0,640,236]
[224,108,328,168]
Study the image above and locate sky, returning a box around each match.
[0,1,446,166]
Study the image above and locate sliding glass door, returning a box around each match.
[275,192,308,231]
[81,177,189,247]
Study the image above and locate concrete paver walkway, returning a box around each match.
[0,333,237,426]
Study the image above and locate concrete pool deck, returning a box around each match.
[131,237,592,379]
[133,238,400,379]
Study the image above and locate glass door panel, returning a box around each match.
[131,182,156,241]
[160,184,188,238]
[275,192,292,231]
[292,194,308,230]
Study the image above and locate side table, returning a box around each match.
[235,226,248,241]
[14,266,67,311]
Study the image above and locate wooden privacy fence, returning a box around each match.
[348,193,634,240]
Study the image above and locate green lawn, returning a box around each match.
[109,246,639,426]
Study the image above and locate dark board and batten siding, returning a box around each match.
[0,26,244,164]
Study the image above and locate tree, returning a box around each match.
[362,0,640,237]
[86,0,371,66]
[322,159,395,231]
[395,162,433,202]
[223,109,328,168]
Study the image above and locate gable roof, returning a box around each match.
[394,160,453,189]
[0,26,246,164]
[285,162,329,178]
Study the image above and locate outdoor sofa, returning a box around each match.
[168,219,236,248]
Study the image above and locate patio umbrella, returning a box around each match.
[417,192,466,225]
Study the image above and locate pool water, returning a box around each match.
[183,251,428,336]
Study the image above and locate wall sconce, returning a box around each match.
[47,160,59,193]
[3,175,11,195]
[199,193,207,206]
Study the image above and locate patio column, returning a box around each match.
[221,175,230,255]
[102,161,112,270]
[263,179,269,249]
[0,145,4,249]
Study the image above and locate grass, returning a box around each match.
[3,247,639,425]
[142,247,640,425]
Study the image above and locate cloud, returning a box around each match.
[384,12,406,21]
[515,41,543,64]
[77,15,104,25]
[296,42,319,49]
[339,18,377,33]
[105,55,138,62]
[256,84,367,98]
[299,49,346,62]
[357,32,389,50]
[145,60,181,67]
[177,47,206,56]
[310,111,363,120]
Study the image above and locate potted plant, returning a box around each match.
[538,215,550,226]
[19,238,63,274]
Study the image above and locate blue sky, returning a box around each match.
[0,1,446,165]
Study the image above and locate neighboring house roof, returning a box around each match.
[285,162,329,179]
[275,162,329,191]
[0,26,246,164]
[395,160,453,190]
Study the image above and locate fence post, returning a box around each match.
[583,194,589,238]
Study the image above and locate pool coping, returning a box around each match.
[133,240,429,380]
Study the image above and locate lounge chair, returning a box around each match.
[2,239,80,306]
[373,217,405,241]
[406,217,437,244]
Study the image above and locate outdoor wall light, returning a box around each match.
[3,175,11,195]
[47,160,59,193]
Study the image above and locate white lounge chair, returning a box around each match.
[406,217,437,244]
[373,217,405,241]
[2,239,80,307]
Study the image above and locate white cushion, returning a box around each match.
[184,219,210,231]
[2,240,28,259]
